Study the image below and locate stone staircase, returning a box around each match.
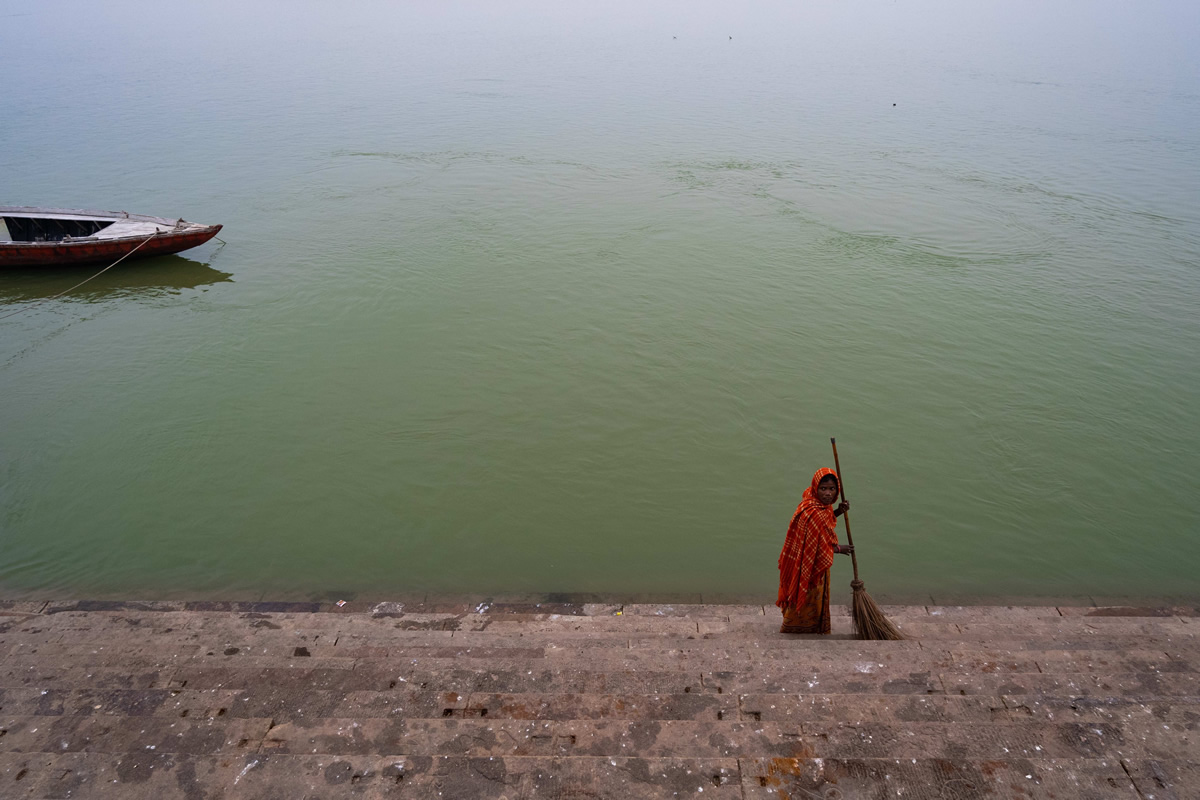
[0,599,1196,798]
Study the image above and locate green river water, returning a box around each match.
[1,0,1198,602]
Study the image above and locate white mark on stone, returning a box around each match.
[234,759,260,784]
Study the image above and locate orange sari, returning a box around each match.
[777,468,840,634]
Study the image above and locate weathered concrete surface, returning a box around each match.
[0,599,1196,799]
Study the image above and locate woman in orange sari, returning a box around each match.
[777,468,853,634]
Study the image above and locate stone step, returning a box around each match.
[6,686,1198,735]
[26,609,1195,643]
[0,687,245,719]
[0,686,978,723]
[999,694,1200,724]
[22,603,1196,628]
[27,635,1183,665]
[432,628,1182,651]
[168,665,710,696]
[0,714,271,756]
[5,651,1194,704]
[694,619,1195,640]
[251,717,1192,761]
[622,604,770,617]
[2,602,1196,799]
[735,692,1200,725]
[2,751,1179,799]
[737,755,1154,799]
[414,646,1183,675]
[6,637,1195,680]
[0,665,166,692]
[33,600,1194,619]
[14,617,1193,662]
[940,671,1199,698]
[0,752,743,799]
[3,713,1189,762]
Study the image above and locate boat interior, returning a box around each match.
[0,216,115,242]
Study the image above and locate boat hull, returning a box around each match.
[0,225,222,267]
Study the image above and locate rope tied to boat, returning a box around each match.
[0,232,159,321]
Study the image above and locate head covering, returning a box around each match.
[809,467,839,498]
[776,468,842,611]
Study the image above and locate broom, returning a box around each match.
[831,438,906,640]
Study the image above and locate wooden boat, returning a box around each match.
[0,206,222,267]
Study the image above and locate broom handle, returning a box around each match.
[830,438,861,582]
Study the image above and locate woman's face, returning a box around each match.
[816,477,839,506]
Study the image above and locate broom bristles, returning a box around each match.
[850,580,906,640]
